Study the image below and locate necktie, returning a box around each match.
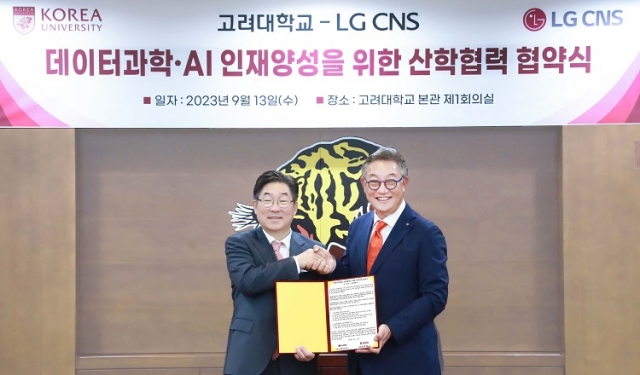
[271,240,284,260]
[367,220,387,274]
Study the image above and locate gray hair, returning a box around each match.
[360,147,409,177]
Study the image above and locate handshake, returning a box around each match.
[295,245,336,275]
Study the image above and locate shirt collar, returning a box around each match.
[373,199,406,229]
[262,229,292,249]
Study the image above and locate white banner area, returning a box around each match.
[1,0,639,127]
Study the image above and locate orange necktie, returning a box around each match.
[367,221,387,274]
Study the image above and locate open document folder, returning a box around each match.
[275,276,379,353]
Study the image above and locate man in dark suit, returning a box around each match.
[321,146,449,375]
[223,170,332,375]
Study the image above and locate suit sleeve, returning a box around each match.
[225,234,300,296]
[386,224,449,344]
[330,223,357,279]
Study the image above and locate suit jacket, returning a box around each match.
[332,204,448,375]
[223,228,325,375]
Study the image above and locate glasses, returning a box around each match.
[364,177,404,191]
[257,198,295,208]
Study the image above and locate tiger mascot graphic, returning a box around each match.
[228,137,382,258]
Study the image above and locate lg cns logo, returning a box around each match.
[523,8,623,31]
[523,8,546,31]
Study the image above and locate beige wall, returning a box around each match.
[2,125,639,375]
[0,130,76,375]
[563,125,640,375]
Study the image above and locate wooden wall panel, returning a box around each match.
[76,128,562,374]
[318,352,564,375]
[76,353,222,369]
[12,124,640,375]
[444,368,564,375]
[198,369,222,375]
[563,125,640,375]
[319,127,563,352]
[76,129,324,355]
[76,353,563,375]
[77,370,199,375]
[0,129,76,375]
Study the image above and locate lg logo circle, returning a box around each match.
[523,8,546,31]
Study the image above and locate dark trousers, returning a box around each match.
[260,355,318,375]
[261,358,281,375]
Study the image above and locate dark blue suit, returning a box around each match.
[332,204,448,375]
[223,228,324,375]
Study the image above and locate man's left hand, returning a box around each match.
[355,324,392,354]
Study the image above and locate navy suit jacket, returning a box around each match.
[223,228,325,375]
[332,204,448,375]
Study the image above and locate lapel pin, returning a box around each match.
[406,223,409,226]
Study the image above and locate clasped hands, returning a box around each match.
[296,245,335,275]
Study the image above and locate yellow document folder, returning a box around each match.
[275,281,329,353]
[275,276,378,353]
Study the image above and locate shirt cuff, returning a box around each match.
[293,256,301,274]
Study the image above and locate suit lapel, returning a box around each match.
[369,205,416,274]
[353,214,375,275]
[252,228,277,264]
[254,229,306,262]
[289,232,306,257]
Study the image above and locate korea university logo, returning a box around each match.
[14,6,35,35]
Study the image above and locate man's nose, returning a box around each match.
[377,184,390,193]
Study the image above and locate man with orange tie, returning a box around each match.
[223,170,332,375]
[327,146,449,375]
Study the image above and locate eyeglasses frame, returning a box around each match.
[363,176,405,191]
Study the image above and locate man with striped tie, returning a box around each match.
[223,170,332,375]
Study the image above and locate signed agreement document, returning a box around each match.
[275,276,378,353]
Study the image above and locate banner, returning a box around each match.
[1,0,639,127]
